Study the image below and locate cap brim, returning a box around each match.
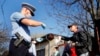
[68,23,78,28]
[68,25,72,28]
[31,12,34,16]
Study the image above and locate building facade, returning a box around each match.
[36,33,66,56]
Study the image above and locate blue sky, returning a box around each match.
[0,0,72,37]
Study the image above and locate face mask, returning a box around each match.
[25,14,32,18]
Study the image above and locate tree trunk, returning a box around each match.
[95,19,100,55]
[89,4,100,55]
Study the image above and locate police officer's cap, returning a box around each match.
[22,2,36,16]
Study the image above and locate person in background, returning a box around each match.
[62,23,90,56]
[9,2,46,56]
[67,23,89,56]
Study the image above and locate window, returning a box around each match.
[37,49,45,56]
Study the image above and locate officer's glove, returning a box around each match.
[41,23,46,29]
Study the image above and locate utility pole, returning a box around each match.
[46,35,50,56]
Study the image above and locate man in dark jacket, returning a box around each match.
[64,23,89,56]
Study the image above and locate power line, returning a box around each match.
[1,0,7,30]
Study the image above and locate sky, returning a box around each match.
[0,0,72,37]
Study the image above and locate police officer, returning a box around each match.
[9,2,46,56]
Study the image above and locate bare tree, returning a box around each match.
[44,0,100,55]
[44,0,93,33]
[0,30,9,55]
